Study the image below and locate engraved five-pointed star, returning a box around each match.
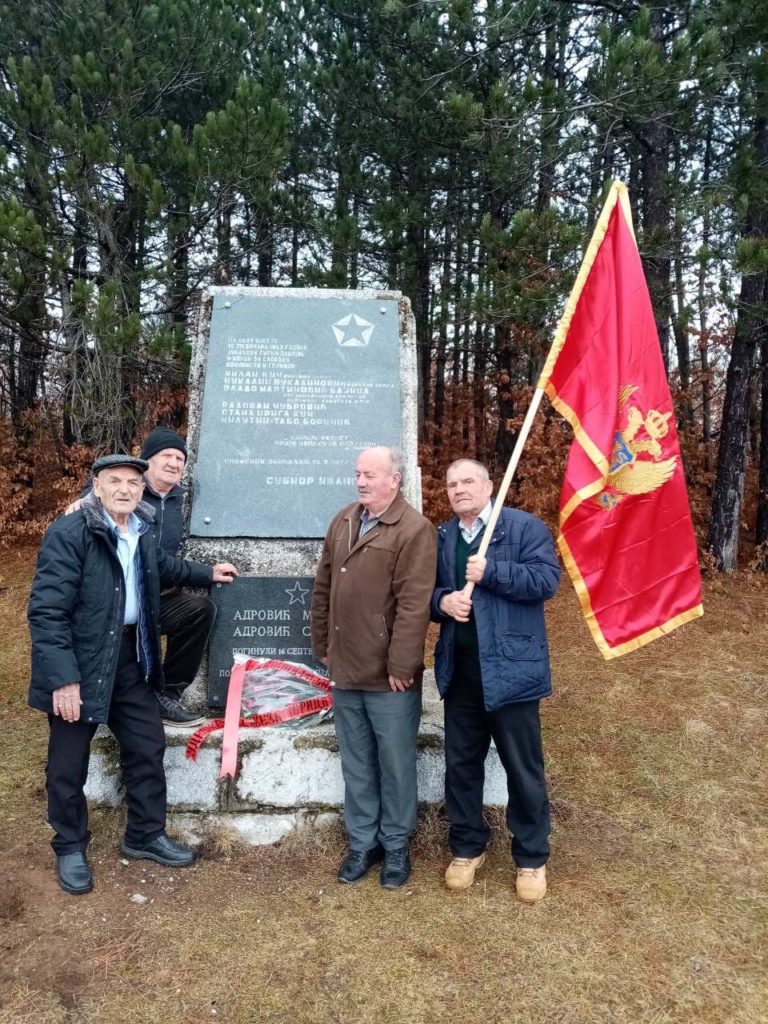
[285,581,310,605]
[332,313,374,347]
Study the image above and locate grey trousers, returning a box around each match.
[332,687,421,852]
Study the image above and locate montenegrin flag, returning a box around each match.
[537,181,703,658]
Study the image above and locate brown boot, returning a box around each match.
[515,865,547,904]
[444,852,487,891]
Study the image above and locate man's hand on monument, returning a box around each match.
[465,555,487,583]
[211,563,239,583]
[439,591,473,623]
[53,683,82,723]
[63,498,83,515]
[388,675,414,692]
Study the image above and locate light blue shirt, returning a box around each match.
[358,507,380,538]
[104,510,143,625]
[459,501,493,545]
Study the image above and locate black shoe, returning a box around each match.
[121,832,197,867]
[337,846,384,883]
[56,851,93,895]
[156,692,206,728]
[380,847,411,889]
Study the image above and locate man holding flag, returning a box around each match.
[429,181,703,902]
[431,459,560,903]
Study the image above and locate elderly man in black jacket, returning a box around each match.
[28,453,208,895]
[66,427,238,725]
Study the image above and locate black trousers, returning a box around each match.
[159,589,216,696]
[46,631,167,855]
[444,646,551,868]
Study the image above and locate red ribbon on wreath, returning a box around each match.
[185,659,332,779]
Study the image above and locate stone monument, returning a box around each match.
[183,287,421,708]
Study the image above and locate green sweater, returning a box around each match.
[454,533,479,650]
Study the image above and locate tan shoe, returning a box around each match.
[516,865,547,904]
[444,852,487,891]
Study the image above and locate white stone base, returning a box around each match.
[84,675,509,845]
[169,810,342,846]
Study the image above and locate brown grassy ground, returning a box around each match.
[1,547,766,1024]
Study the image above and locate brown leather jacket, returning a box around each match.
[311,491,437,691]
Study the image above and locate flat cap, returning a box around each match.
[91,453,149,476]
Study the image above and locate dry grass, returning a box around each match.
[1,548,767,1024]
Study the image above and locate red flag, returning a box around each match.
[537,181,703,658]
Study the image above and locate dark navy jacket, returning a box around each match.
[431,507,561,710]
[28,496,207,723]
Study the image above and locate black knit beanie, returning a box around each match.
[141,427,188,462]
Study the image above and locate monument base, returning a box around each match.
[83,674,511,845]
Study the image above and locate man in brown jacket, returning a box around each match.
[311,447,437,889]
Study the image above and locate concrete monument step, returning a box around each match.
[84,675,509,846]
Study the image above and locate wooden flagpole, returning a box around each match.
[462,387,545,598]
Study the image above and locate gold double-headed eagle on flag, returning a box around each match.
[597,385,677,510]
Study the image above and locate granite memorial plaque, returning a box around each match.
[207,575,326,707]
[191,293,402,538]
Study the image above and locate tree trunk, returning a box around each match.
[672,226,693,424]
[12,174,49,432]
[13,268,48,428]
[330,163,350,288]
[256,208,274,287]
[639,8,672,372]
[484,181,515,466]
[755,279,768,563]
[62,204,89,446]
[708,91,768,570]
[404,168,431,439]
[215,192,235,285]
[434,220,452,441]
[698,114,715,463]
[707,284,765,569]
[169,196,191,327]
